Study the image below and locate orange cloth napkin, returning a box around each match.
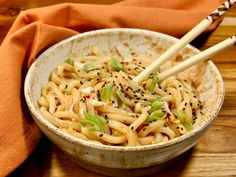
[0,0,223,176]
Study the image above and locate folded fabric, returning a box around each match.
[0,0,223,176]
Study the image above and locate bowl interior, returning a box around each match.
[24,28,224,150]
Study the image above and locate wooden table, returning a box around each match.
[1,1,236,177]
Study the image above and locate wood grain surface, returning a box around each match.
[1,1,236,177]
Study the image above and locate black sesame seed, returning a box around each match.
[80,80,83,85]
[183,108,186,111]
[181,127,184,130]
[184,102,187,106]
[144,98,147,101]
[193,95,197,98]
[177,126,180,129]
[190,103,193,106]
[128,76,132,80]
[131,126,134,130]
[99,134,103,137]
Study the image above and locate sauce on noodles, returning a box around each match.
[38,47,204,146]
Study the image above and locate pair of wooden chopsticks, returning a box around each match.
[133,0,236,83]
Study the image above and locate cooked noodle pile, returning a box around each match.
[38,48,204,146]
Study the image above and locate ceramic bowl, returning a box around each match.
[24,28,224,176]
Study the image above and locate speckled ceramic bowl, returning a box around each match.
[24,28,224,176]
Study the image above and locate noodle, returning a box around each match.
[38,48,204,146]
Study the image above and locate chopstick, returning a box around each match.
[158,35,236,82]
[133,0,236,83]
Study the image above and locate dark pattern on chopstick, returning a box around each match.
[207,0,235,23]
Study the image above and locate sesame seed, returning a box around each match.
[99,134,103,137]
[144,98,147,101]
[184,102,187,106]
[128,76,132,80]
[131,126,134,130]
[80,80,83,84]
[183,108,186,111]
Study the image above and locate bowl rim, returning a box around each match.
[24,28,225,151]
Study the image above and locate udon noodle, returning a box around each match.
[38,47,204,146]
